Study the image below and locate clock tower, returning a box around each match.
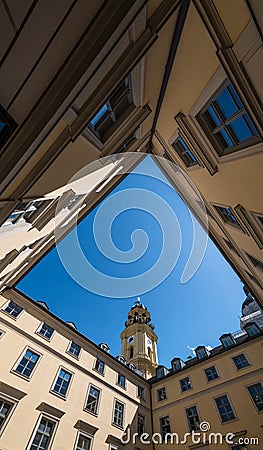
[120,297,158,379]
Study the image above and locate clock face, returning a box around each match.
[127,335,135,344]
[147,337,152,346]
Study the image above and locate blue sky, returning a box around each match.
[17,156,245,367]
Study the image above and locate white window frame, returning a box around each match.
[2,300,23,320]
[93,357,105,376]
[157,386,167,402]
[188,66,263,163]
[116,373,126,390]
[0,394,17,436]
[36,322,54,341]
[232,353,251,370]
[66,341,81,359]
[12,346,42,380]
[74,430,94,450]
[26,413,58,450]
[0,329,6,340]
[112,398,125,430]
[185,405,201,432]
[50,366,74,399]
[214,393,237,424]
[137,385,145,400]
[84,384,101,416]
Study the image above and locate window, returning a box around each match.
[85,385,101,415]
[14,349,40,378]
[0,398,14,432]
[180,377,192,392]
[3,301,22,318]
[197,82,259,156]
[88,76,134,143]
[0,329,6,340]
[247,383,263,411]
[244,322,261,336]
[117,373,126,389]
[0,104,17,150]
[204,366,219,381]
[220,333,236,348]
[94,358,105,375]
[172,136,199,167]
[75,433,92,450]
[27,416,56,450]
[246,253,263,272]
[223,238,239,255]
[232,354,250,370]
[113,131,137,154]
[67,342,81,358]
[214,205,242,230]
[4,199,48,226]
[196,346,209,359]
[52,368,72,397]
[38,323,54,340]
[99,342,110,352]
[137,385,145,400]
[171,358,185,372]
[137,413,145,436]
[129,346,134,359]
[159,416,171,439]
[215,395,236,422]
[157,387,167,401]
[185,406,200,431]
[112,399,125,428]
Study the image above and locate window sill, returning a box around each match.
[111,422,124,431]
[93,368,105,377]
[83,408,99,418]
[1,310,22,321]
[66,350,80,360]
[50,390,67,401]
[35,332,52,342]
[116,383,127,391]
[11,370,31,382]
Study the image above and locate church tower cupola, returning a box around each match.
[120,297,158,379]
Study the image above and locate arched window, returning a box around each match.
[130,346,134,359]
[148,347,152,359]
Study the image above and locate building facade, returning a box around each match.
[0,289,152,450]
[0,288,262,450]
[0,0,262,306]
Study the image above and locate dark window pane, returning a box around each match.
[216,88,238,118]
[230,116,253,141]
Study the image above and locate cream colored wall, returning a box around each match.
[152,337,263,449]
[0,291,152,450]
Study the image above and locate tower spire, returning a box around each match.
[120,298,158,379]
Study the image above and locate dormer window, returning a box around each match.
[171,358,185,372]
[244,322,261,337]
[127,362,136,371]
[99,343,110,353]
[220,333,236,348]
[156,366,169,379]
[195,346,210,360]
[117,355,126,364]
